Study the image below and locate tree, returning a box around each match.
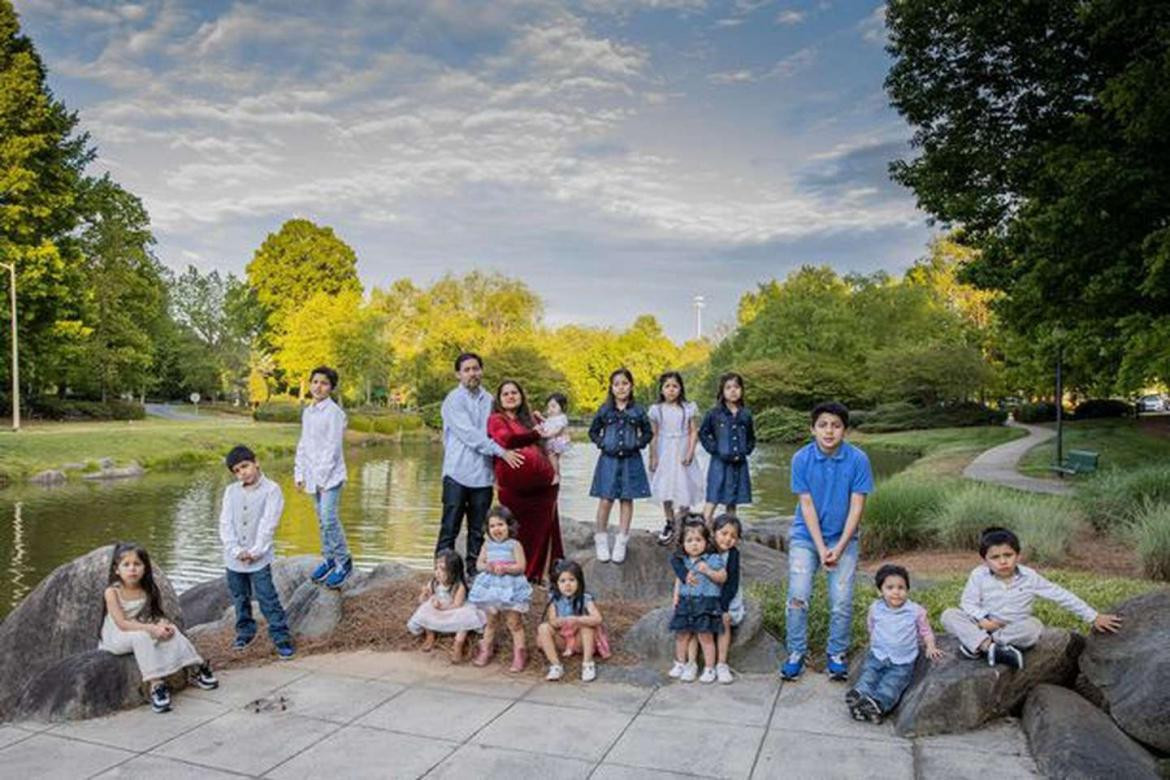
[245,219,362,341]
[169,265,253,398]
[885,0,1170,393]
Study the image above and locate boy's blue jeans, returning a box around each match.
[785,537,859,658]
[854,651,916,712]
[226,565,291,646]
[315,483,350,562]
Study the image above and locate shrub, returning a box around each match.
[754,579,873,659]
[1073,399,1133,419]
[252,402,302,423]
[1132,501,1170,581]
[1080,464,1170,532]
[927,484,1084,564]
[419,401,443,430]
[753,406,809,443]
[854,401,1006,432]
[28,397,145,421]
[861,474,953,556]
[1014,401,1058,423]
[348,412,425,436]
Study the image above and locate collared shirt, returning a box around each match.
[442,384,504,487]
[219,475,283,573]
[790,440,873,546]
[868,598,934,665]
[294,397,347,493]
[959,564,1098,624]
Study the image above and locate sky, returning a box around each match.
[14,0,936,341]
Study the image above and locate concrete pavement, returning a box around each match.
[963,422,1073,496]
[0,649,1038,779]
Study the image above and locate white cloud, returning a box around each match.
[859,4,887,43]
[775,9,805,25]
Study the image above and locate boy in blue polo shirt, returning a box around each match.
[781,401,874,681]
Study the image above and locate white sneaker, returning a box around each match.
[716,663,734,684]
[594,532,611,563]
[699,666,717,684]
[546,663,564,681]
[680,662,698,682]
[581,661,597,682]
[668,660,686,678]
[611,532,630,563]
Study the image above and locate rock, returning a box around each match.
[622,606,673,665]
[271,555,322,604]
[738,540,787,586]
[0,545,181,721]
[286,581,343,639]
[1079,589,1170,752]
[81,463,145,481]
[559,517,595,555]
[894,629,1083,737]
[179,578,232,629]
[1023,684,1160,780]
[579,530,674,602]
[742,516,788,552]
[11,651,186,723]
[60,462,86,471]
[28,469,66,485]
[347,561,417,596]
[97,457,114,469]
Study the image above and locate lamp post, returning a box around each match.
[693,295,705,339]
[0,261,18,432]
[1053,326,1065,474]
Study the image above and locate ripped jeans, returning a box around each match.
[785,537,859,658]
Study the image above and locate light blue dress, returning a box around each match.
[468,539,533,612]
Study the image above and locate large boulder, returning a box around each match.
[347,561,416,596]
[579,530,674,601]
[741,516,788,552]
[10,651,186,722]
[559,516,595,555]
[1079,589,1170,753]
[0,545,181,721]
[179,578,232,628]
[1023,684,1160,780]
[894,629,1083,737]
[271,555,322,604]
[286,582,343,639]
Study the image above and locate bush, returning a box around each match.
[854,401,1006,432]
[1073,399,1133,419]
[1014,401,1058,423]
[348,412,425,436]
[1132,501,1170,581]
[252,402,302,423]
[927,484,1084,564]
[28,397,146,421]
[754,406,809,443]
[419,401,443,430]
[1080,464,1170,532]
[861,474,954,556]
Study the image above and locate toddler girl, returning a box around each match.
[649,371,705,545]
[847,564,943,724]
[699,373,755,522]
[99,543,217,714]
[537,559,612,682]
[667,520,726,684]
[537,392,572,485]
[588,367,653,564]
[407,549,486,663]
[469,506,533,672]
[673,514,744,684]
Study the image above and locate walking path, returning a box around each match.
[963,421,1072,496]
[0,650,1038,779]
[143,403,204,421]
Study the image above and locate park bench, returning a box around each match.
[1049,449,1099,476]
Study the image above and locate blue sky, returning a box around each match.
[15,0,935,341]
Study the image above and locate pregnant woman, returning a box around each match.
[488,380,564,584]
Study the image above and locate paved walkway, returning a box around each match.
[143,403,205,421]
[963,422,1072,496]
[0,650,1038,779]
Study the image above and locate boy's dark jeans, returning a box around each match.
[226,565,291,646]
[435,476,493,575]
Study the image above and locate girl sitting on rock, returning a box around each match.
[468,506,533,672]
[667,519,726,684]
[99,542,217,714]
[407,549,486,663]
[536,559,611,683]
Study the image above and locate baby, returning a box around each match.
[538,392,572,484]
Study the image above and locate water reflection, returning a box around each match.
[0,441,915,617]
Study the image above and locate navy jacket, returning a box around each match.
[588,401,653,458]
[699,405,756,463]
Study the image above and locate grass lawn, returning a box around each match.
[1017,417,1170,477]
[852,425,1025,477]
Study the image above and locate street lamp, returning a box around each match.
[0,261,18,432]
[1053,325,1066,474]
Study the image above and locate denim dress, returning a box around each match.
[588,401,653,500]
[699,405,755,505]
[668,553,725,635]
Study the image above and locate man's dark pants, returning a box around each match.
[436,476,493,576]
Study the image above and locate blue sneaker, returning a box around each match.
[826,653,849,681]
[310,558,335,584]
[232,634,255,651]
[780,652,805,680]
[324,557,353,589]
[276,642,296,660]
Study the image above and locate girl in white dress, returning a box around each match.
[407,549,486,663]
[99,543,217,713]
[649,372,705,544]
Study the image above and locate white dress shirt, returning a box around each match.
[219,475,283,573]
[959,564,1098,624]
[294,397,347,493]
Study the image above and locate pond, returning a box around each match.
[0,441,916,617]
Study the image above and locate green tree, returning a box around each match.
[169,265,253,398]
[885,0,1170,393]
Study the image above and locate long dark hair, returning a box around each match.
[716,372,746,408]
[549,559,587,616]
[493,379,535,429]
[657,371,688,404]
[674,515,713,559]
[605,367,635,410]
[434,549,466,591]
[108,542,165,622]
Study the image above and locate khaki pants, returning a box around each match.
[941,608,1044,653]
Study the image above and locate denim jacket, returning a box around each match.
[699,405,756,463]
[588,401,653,458]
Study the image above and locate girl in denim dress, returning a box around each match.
[588,368,653,565]
[667,520,726,684]
[699,372,755,523]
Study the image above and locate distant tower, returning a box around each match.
[693,295,706,339]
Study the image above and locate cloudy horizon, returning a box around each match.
[15,0,936,341]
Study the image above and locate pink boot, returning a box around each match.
[509,646,527,673]
[472,640,494,668]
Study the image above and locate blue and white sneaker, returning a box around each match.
[826,653,849,681]
[232,634,255,652]
[276,642,296,660]
[310,558,335,584]
[780,652,805,680]
[150,683,172,713]
[324,557,353,589]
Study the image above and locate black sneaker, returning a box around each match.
[959,644,982,661]
[193,663,218,690]
[991,643,1024,670]
[859,695,884,724]
[150,683,172,713]
[845,688,862,708]
[657,520,674,545]
[232,634,256,652]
